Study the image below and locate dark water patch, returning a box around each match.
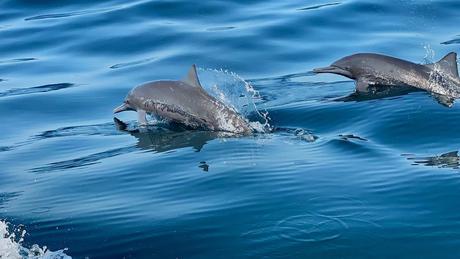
[0,146,13,152]
[0,57,36,65]
[405,151,460,170]
[0,83,74,98]
[198,161,209,172]
[298,2,341,11]
[110,56,157,69]
[205,26,236,31]
[30,146,136,173]
[339,134,368,142]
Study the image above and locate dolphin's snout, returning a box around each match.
[313,65,353,78]
[113,103,130,114]
[313,66,340,74]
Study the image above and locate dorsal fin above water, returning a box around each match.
[182,64,204,88]
[425,52,459,78]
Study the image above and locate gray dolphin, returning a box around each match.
[314,52,460,106]
[113,65,252,134]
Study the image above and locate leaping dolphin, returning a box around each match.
[114,65,252,134]
[314,52,460,106]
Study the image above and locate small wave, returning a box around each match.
[0,221,71,259]
[297,2,341,11]
[110,57,157,69]
[0,83,74,98]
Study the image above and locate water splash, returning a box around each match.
[422,43,435,65]
[197,68,272,133]
[0,221,71,259]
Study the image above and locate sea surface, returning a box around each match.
[1,0,460,258]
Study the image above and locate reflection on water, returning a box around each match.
[0,83,74,98]
[114,117,225,153]
[333,85,423,103]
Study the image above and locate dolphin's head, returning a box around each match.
[113,90,138,114]
[314,55,364,79]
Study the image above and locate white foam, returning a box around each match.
[0,221,71,259]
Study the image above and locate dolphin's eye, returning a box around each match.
[125,100,130,105]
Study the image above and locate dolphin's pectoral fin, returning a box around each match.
[432,93,455,108]
[137,109,148,126]
[182,64,204,88]
[355,78,372,93]
[425,52,459,78]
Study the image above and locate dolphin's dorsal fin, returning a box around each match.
[182,64,204,88]
[426,52,459,78]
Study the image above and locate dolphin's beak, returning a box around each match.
[113,103,130,114]
[313,66,353,78]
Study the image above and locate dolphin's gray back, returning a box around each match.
[131,80,214,116]
[346,53,430,84]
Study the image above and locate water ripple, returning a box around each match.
[30,146,136,173]
[110,57,157,69]
[297,2,341,11]
[275,213,346,243]
[0,83,74,98]
[0,57,36,65]
[24,7,114,21]
[205,26,236,31]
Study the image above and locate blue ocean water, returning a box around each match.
[1,0,460,258]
